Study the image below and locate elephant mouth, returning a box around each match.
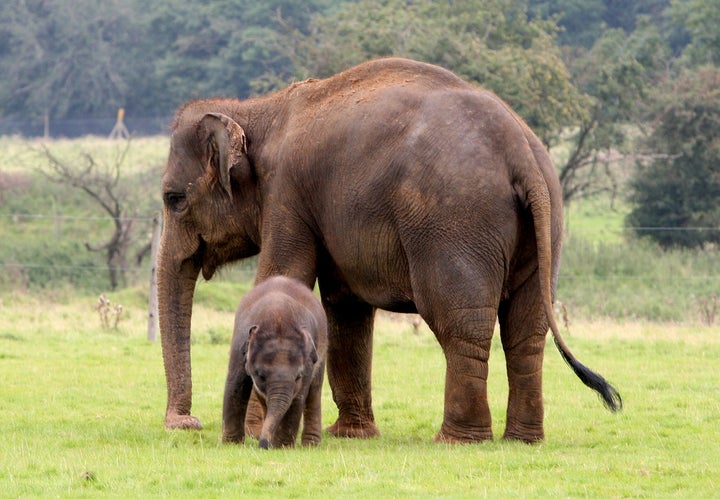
[198,234,259,280]
[196,237,219,280]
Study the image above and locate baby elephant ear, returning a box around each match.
[199,112,247,198]
[243,325,258,361]
[301,328,319,364]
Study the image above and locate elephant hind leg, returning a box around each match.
[244,390,265,439]
[498,277,548,443]
[429,306,497,444]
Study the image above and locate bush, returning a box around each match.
[627,66,720,248]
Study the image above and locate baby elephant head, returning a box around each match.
[244,324,319,449]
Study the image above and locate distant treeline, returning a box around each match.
[0,0,712,123]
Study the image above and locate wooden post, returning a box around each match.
[147,212,161,342]
[109,108,130,139]
[43,111,50,139]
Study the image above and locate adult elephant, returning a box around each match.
[158,57,621,443]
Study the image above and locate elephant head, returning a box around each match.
[158,106,261,429]
[244,324,319,449]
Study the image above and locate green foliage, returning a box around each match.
[0,0,141,119]
[282,0,587,146]
[557,20,668,202]
[0,0,333,120]
[627,66,720,248]
[669,0,720,66]
[1,296,719,496]
[529,0,672,48]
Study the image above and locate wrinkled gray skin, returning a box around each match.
[222,276,327,449]
[158,57,621,444]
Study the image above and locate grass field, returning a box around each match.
[2,135,718,496]
[2,291,718,497]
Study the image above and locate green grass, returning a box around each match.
[1,294,718,497]
[564,196,629,245]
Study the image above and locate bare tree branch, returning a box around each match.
[34,140,140,290]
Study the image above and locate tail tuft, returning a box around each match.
[554,336,623,412]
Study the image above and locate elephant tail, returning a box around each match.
[519,138,623,413]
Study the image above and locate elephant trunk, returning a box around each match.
[258,383,295,449]
[157,234,201,429]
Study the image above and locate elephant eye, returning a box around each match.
[163,192,187,212]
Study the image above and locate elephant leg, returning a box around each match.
[222,372,253,443]
[321,292,379,439]
[244,390,265,438]
[430,306,497,443]
[271,400,304,448]
[301,361,325,446]
[498,275,548,443]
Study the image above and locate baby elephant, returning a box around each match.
[222,276,328,449]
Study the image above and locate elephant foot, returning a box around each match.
[326,419,381,439]
[502,433,543,444]
[301,436,321,446]
[502,424,544,444]
[434,423,493,444]
[164,413,203,430]
[222,433,245,444]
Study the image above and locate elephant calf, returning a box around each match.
[222,276,328,449]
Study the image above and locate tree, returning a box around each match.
[556,20,669,203]
[669,0,720,66]
[0,0,139,120]
[139,0,331,108]
[279,0,588,146]
[528,0,672,48]
[37,141,156,289]
[627,66,720,248]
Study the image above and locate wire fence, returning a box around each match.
[1,212,718,283]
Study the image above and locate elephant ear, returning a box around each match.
[243,325,258,366]
[300,327,319,364]
[199,112,248,198]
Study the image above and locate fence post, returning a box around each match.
[109,108,130,139]
[147,212,161,342]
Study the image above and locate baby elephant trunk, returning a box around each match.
[258,382,296,450]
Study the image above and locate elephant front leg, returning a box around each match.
[222,374,254,443]
[323,297,380,439]
[301,362,326,446]
[433,307,496,443]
